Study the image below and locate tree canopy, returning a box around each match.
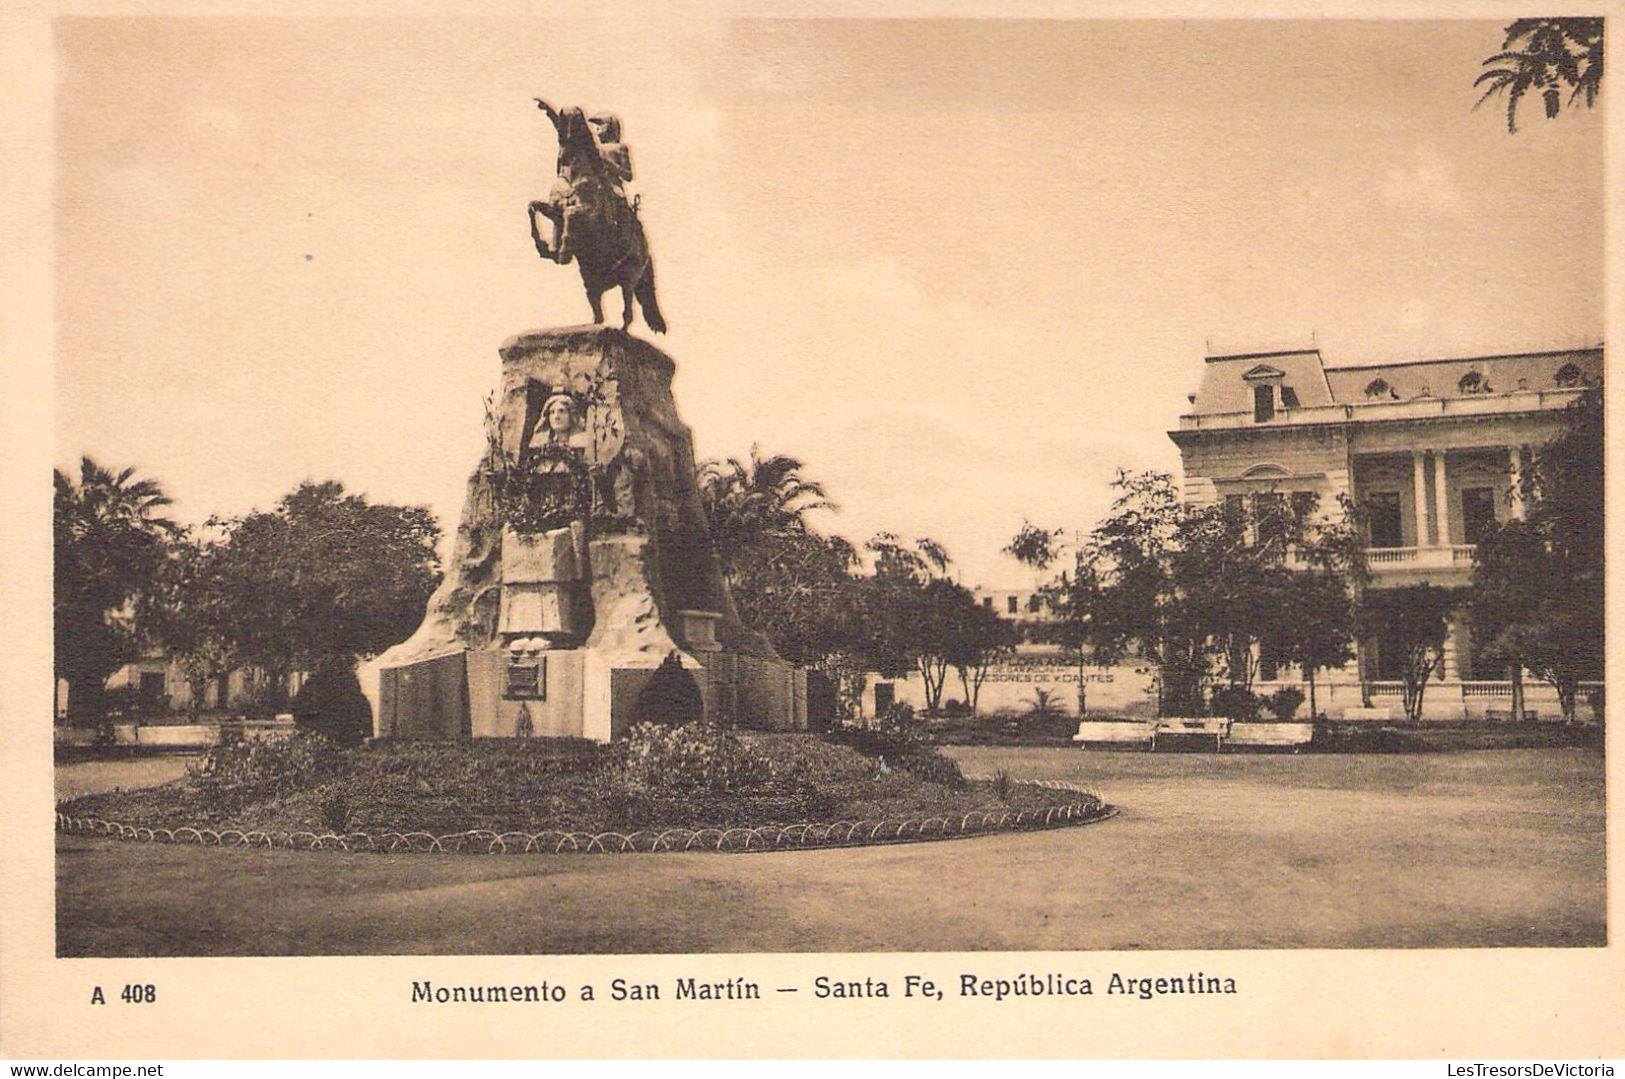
[1476,18,1604,133]
[202,481,442,679]
[1358,583,1459,724]
[1470,389,1604,721]
[53,458,180,722]
[1010,472,1366,717]
[698,445,834,561]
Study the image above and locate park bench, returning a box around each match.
[1152,717,1229,752]
[1073,719,1156,748]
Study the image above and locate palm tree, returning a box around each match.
[697,445,835,563]
[54,457,180,723]
[1475,18,1604,133]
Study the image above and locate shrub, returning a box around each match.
[1024,688,1063,720]
[229,680,284,719]
[878,701,916,731]
[191,729,341,789]
[825,725,964,787]
[991,768,1013,802]
[940,698,970,716]
[621,723,775,793]
[1264,686,1306,721]
[1210,685,1262,721]
[104,685,162,720]
[319,790,351,833]
[291,659,373,748]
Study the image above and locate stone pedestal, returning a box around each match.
[366,327,805,741]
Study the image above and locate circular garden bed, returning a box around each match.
[56,725,1114,854]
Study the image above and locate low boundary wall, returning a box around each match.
[56,780,1115,856]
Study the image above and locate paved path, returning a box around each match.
[56,747,1605,955]
[54,755,197,801]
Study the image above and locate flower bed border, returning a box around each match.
[55,779,1116,856]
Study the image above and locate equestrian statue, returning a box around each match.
[528,99,666,334]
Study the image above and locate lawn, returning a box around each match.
[56,745,1605,956]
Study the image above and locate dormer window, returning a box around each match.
[1253,384,1275,422]
[1458,371,1492,395]
[1241,363,1286,423]
[1364,378,1395,400]
[1555,363,1585,388]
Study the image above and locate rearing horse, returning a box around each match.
[528,99,667,334]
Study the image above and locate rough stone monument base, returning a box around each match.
[364,327,806,742]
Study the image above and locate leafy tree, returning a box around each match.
[1005,522,1106,714]
[946,587,1016,715]
[1358,584,1460,724]
[698,445,834,568]
[53,458,180,723]
[1471,389,1604,722]
[206,481,442,703]
[1475,18,1604,133]
[1076,471,1201,714]
[153,532,236,721]
[696,448,876,712]
[1271,570,1357,719]
[1263,493,1367,717]
[723,528,860,664]
[861,534,960,714]
[1012,475,1367,718]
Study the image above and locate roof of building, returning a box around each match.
[1185,345,1601,417]
[1323,348,1602,404]
[1190,349,1336,414]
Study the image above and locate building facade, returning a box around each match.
[1169,344,1603,719]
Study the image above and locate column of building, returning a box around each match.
[1508,444,1526,520]
[1411,450,1430,546]
[1414,447,1465,681]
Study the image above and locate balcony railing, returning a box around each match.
[1362,545,1476,569]
[1281,545,1478,570]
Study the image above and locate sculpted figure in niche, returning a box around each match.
[514,388,591,533]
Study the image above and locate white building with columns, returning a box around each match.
[1169,344,1603,719]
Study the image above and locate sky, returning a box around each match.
[54,17,1605,587]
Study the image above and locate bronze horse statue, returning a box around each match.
[528,99,666,334]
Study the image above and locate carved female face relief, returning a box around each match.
[542,394,577,441]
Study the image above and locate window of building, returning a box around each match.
[1252,384,1275,422]
[505,652,546,699]
[139,672,166,701]
[1289,490,1317,521]
[1372,626,1407,681]
[874,682,895,714]
[1026,594,1043,613]
[1555,363,1585,388]
[1366,491,1403,548]
[1223,494,1246,525]
[1253,492,1286,549]
[1461,487,1498,544]
[1007,595,1019,614]
[1364,378,1394,400]
[981,596,993,609]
